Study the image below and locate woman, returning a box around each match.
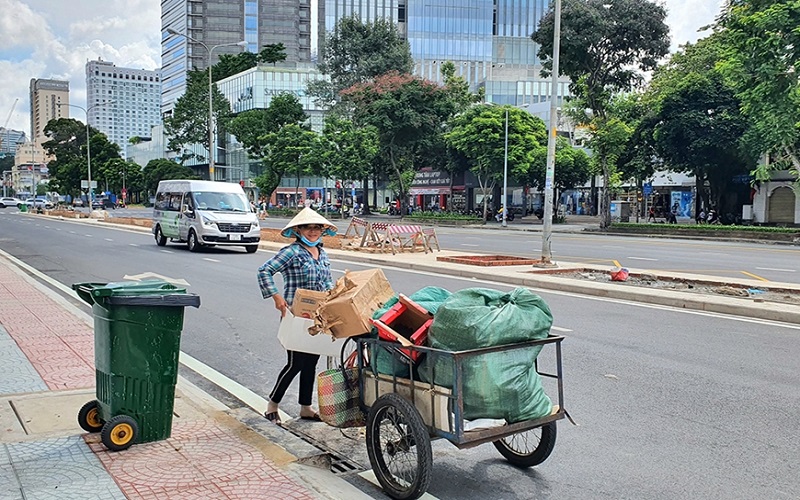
[257,207,337,424]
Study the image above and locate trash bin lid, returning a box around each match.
[72,280,200,307]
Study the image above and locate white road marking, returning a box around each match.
[44,226,50,229]
[203,258,220,263]
[358,470,439,499]
[756,267,796,273]
[461,244,480,247]
[129,243,138,247]
[104,238,114,242]
[627,257,658,261]
[160,249,174,254]
[84,234,93,237]
[69,231,76,234]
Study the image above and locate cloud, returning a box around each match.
[664,0,724,49]
[0,0,161,135]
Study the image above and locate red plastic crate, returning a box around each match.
[371,294,432,362]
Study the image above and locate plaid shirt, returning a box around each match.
[257,242,333,306]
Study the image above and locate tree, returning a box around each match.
[164,69,234,165]
[253,124,317,205]
[228,93,307,159]
[42,118,121,198]
[717,0,800,182]
[308,15,413,108]
[526,136,591,193]
[212,52,259,82]
[446,105,548,220]
[317,115,380,202]
[533,0,670,229]
[258,43,287,65]
[142,159,198,194]
[342,72,455,214]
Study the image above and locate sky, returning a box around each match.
[0,0,725,138]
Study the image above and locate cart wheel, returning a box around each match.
[366,393,432,500]
[493,421,557,468]
[77,400,104,433]
[101,415,139,452]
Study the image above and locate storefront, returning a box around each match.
[409,169,465,211]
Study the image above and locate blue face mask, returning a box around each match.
[299,235,320,247]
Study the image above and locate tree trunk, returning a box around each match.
[600,158,612,230]
[361,176,371,215]
[389,146,406,217]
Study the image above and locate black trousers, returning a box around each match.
[269,350,320,406]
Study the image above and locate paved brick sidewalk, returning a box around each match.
[0,257,319,500]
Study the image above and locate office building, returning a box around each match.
[85,59,162,157]
[323,0,569,105]
[161,0,320,115]
[0,128,26,156]
[29,78,69,142]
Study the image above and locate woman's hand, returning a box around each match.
[272,294,289,317]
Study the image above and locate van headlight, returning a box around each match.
[251,222,260,229]
[201,216,215,227]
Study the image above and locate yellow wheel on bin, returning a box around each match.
[77,400,104,433]
[101,415,139,452]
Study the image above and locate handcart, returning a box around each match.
[357,335,567,500]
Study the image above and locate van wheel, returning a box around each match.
[187,230,201,252]
[245,245,258,253]
[154,226,167,246]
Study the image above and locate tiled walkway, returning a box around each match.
[0,258,318,499]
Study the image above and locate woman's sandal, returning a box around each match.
[299,412,322,422]
[264,411,281,425]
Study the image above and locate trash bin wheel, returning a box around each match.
[77,400,104,433]
[101,415,139,452]
[493,421,557,468]
[366,393,432,500]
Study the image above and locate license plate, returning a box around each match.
[229,234,241,241]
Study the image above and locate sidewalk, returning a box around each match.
[0,254,370,499]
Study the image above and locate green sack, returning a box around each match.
[419,287,554,423]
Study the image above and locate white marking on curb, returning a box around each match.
[756,267,795,273]
[627,257,657,261]
[203,258,220,263]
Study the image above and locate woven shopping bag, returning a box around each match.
[317,341,366,428]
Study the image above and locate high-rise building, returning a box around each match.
[85,59,162,157]
[323,0,569,105]
[0,128,26,157]
[161,0,320,115]
[29,78,69,142]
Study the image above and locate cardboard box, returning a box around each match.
[293,289,329,319]
[371,294,433,362]
[318,268,395,338]
[362,371,452,432]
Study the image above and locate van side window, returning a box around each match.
[184,192,194,211]
[169,194,182,211]
[155,192,169,211]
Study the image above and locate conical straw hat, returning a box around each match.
[280,207,338,237]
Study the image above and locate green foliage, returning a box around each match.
[96,159,144,196]
[142,159,199,193]
[717,0,800,179]
[164,70,234,161]
[41,118,121,197]
[342,72,455,205]
[311,15,413,108]
[260,124,319,199]
[533,0,670,117]
[612,222,798,234]
[259,43,288,65]
[318,115,379,182]
[446,105,547,215]
[228,93,307,158]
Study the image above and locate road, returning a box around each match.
[1,212,799,499]
[80,206,800,283]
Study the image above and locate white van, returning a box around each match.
[152,180,261,253]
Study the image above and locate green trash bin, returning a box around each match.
[19,203,28,213]
[72,280,200,451]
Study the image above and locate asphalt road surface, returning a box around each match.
[1,212,799,499]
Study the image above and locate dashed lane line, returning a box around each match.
[203,258,220,263]
[756,267,796,273]
[627,257,658,261]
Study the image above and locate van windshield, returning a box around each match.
[191,192,248,212]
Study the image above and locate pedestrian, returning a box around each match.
[257,207,337,425]
[696,209,706,225]
[647,206,656,223]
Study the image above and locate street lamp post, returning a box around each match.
[166,28,247,180]
[540,0,562,266]
[58,101,115,205]
[502,108,509,227]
